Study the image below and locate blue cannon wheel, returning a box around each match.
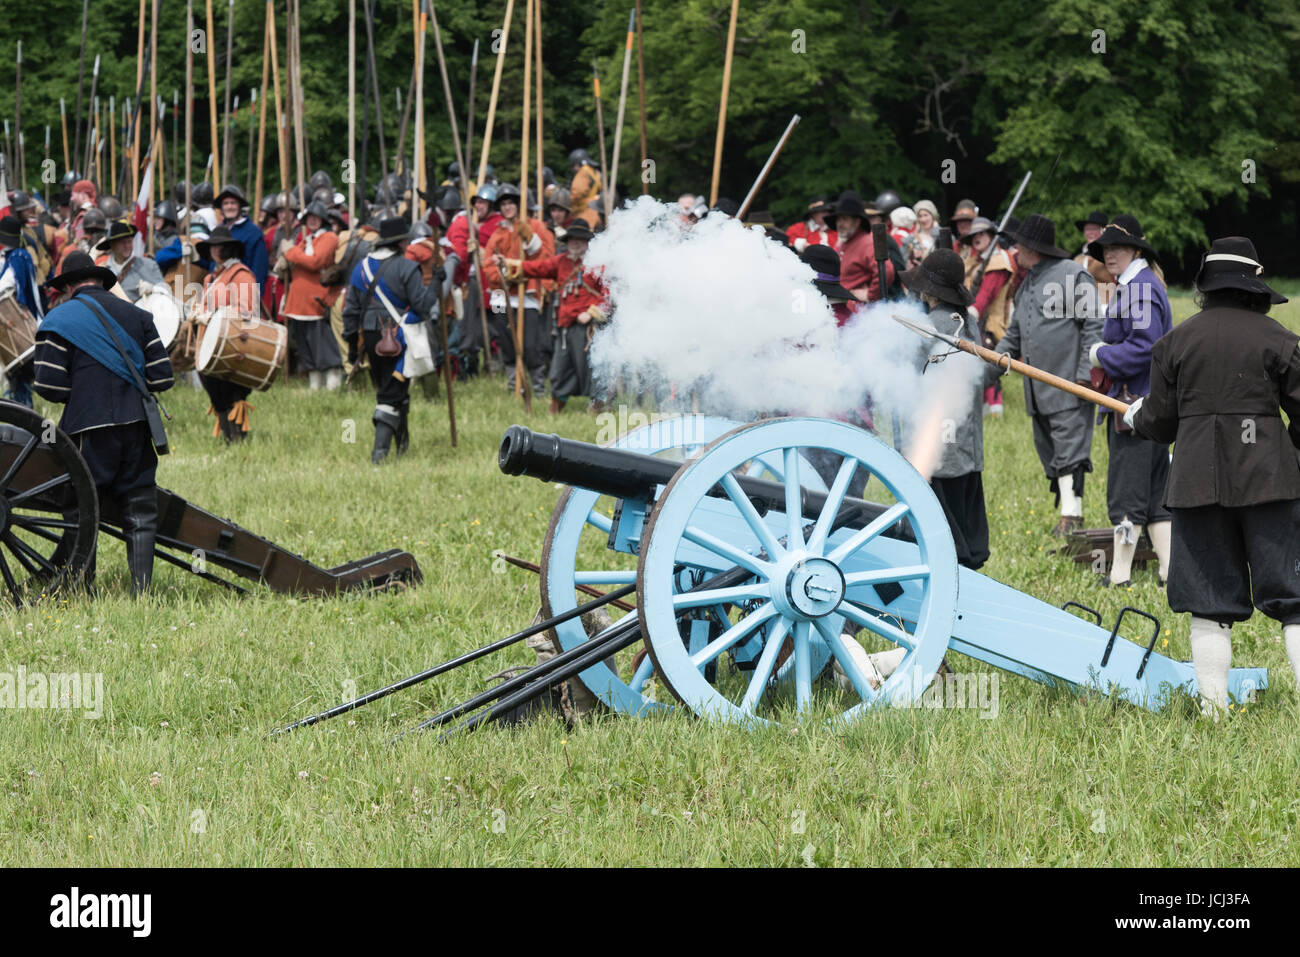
[637,418,959,725]
[538,414,828,715]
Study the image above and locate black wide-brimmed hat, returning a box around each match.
[47,250,117,291]
[900,247,973,309]
[1086,213,1158,263]
[800,243,854,302]
[830,193,875,227]
[93,219,137,251]
[1000,213,1070,259]
[0,215,22,249]
[563,220,594,242]
[372,217,411,247]
[1075,209,1107,230]
[806,195,834,216]
[195,224,243,260]
[1194,236,1287,304]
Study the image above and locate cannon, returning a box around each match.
[500,415,1265,723]
[0,401,419,604]
[279,414,1264,738]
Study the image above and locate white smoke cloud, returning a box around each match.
[585,197,984,475]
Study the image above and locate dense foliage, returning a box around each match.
[4,0,1298,277]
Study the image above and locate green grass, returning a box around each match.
[2,291,1298,867]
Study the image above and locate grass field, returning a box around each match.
[3,285,1299,867]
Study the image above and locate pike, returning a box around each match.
[221,0,235,182]
[606,7,635,221]
[14,41,21,187]
[60,99,70,174]
[735,113,800,221]
[413,0,428,225]
[205,0,221,187]
[245,90,257,200]
[636,0,646,194]
[428,0,494,376]
[477,0,515,186]
[890,313,1130,415]
[969,169,1032,291]
[82,56,100,174]
[73,0,90,169]
[362,0,389,207]
[347,0,355,221]
[515,0,536,410]
[709,0,740,206]
[591,60,609,197]
[464,39,478,174]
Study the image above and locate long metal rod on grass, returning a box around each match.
[270,581,636,735]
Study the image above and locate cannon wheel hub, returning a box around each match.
[775,553,845,620]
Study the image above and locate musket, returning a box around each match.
[969,169,1032,291]
[891,313,1128,415]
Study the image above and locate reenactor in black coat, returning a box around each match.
[341,218,439,463]
[1128,237,1300,715]
[32,252,175,594]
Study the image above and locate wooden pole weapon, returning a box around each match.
[709,0,740,207]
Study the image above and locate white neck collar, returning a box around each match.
[1118,257,1148,286]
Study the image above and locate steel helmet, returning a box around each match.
[474,183,498,204]
[308,169,334,192]
[153,199,178,225]
[568,148,591,168]
[410,221,433,239]
[97,195,124,220]
[494,183,522,207]
[215,183,247,207]
[80,208,108,234]
[191,181,214,206]
[873,190,902,216]
[259,193,284,214]
[303,200,331,222]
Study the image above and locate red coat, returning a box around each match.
[445,209,503,292]
[786,220,839,251]
[838,228,894,302]
[519,254,607,327]
[481,219,553,297]
[282,228,338,319]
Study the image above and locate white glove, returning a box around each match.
[967,305,980,325]
[136,280,154,297]
[793,237,808,253]
[1123,394,1143,429]
[1089,341,1105,368]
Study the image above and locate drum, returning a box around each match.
[140,290,181,348]
[169,319,201,374]
[196,308,287,391]
[0,292,38,373]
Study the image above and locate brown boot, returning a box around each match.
[1050,515,1083,538]
[548,397,563,415]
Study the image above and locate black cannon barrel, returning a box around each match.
[498,426,915,543]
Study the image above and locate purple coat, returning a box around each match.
[1094,264,1171,423]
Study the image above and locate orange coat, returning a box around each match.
[569,165,601,221]
[282,228,338,319]
[481,219,554,297]
[199,260,260,319]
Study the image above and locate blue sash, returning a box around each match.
[39,295,148,391]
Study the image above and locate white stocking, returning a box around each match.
[1189,616,1231,718]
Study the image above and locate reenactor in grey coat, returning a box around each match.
[899,248,989,570]
[992,214,1102,536]
[1127,237,1300,716]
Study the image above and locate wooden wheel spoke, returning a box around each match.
[3,530,55,574]
[0,548,23,607]
[11,513,80,532]
[7,472,71,507]
[0,432,41,490]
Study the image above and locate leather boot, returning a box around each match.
[396,404,411,456]
[121,486,159,595]
[548,397,563,415]
[372,404,401,464]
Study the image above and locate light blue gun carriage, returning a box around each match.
[504,415,1266,724]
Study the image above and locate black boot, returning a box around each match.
[372,405,401,464]
[121,486,159,595]
[396,404,410,457]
